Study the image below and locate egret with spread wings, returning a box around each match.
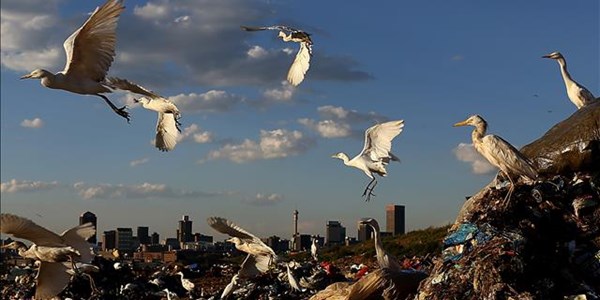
[241,25,313,86]
[20,0,130,122]
[454,115,538,206]
[542,51,597,109]
[332,120,405,201]
[0,213,95,299]
[107,77,182,151]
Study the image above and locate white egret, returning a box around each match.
[359,218,402,271]
[311,236,319,261]
[0,213,95,299]
[454,115,538,206]
[542,51,597,109]
[176,271,195,294]
[287,262,303,292]
[241,25,313,86]
[332,120,405,201]
[106,77,182,151]
[20,0,131,122]
[220,274,240,299]
[207,217,278,274]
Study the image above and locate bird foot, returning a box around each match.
[114,106,131,123]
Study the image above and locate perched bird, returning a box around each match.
[207,217,278,276]
[241,25,313,86]
[20,0,131,122]
[311,237,319,261]
[454,115,538,206]
[176,271,195,295]
[359,218,402,271]
[0,213,95,299]
[286,262,304,292]
[542,51,597,109]
[106,77,182,151]
[220,274,240,300]
[332,120,405,201]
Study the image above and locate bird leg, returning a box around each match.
[362,178,377,202]
[501,174,516,209]
[96,94,131,123]
[83,273,99,295]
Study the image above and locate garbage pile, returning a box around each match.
[415,172,600,299]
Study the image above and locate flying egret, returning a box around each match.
[359,218,402,271]
[311,236,319,261]
[542,51,597,109]
[454,115,538,206]
[0,213,95,299]
[332,120,405,201]
[176,271,195,295]
[106,77,182,151]
[20,0,130,122]
[241,25,313,86]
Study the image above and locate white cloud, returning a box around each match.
[242,193,283,206]
[208,129,315,163]
[176,123,214,144]
[298,118,351,138]
[129,157,149,167]
[453,143,496,174]
[20,117,44,128]
[170,91,244,113]
[317,105,388,124]
[247,45,268,59]
[1,179,60,193]
[262,81,295,102]
[451,55,464,61]
[72,182,221,200]
[133,2,170,20]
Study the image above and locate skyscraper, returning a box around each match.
[178,215,193,243]
[386,204,406,235]
[79,211,97,244]
[102,230,116,251]
[116,228,133,251]
[326,221,346,246]
[137,226,150,245]
[357,220,374,242]
[151,232,160,245]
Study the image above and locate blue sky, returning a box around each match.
[1,0,598,242]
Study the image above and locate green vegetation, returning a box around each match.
[320,225,450,262]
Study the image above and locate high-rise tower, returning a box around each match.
[79,211,97,244]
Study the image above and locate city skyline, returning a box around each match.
[1,0,598,239]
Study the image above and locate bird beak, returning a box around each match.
[133,98,139,103]
[330,154,338,158]
[20,73,33,79]
[541,55,551,59]
[453,120,469,127]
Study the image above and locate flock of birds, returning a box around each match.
[4,0,599,298]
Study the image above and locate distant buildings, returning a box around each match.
[102,230,116,251]
[357,220,374,242]
[116,228,133,251]
[79,211,97,244]
[326,221,346,246]
[386,204,406,235]
[151,232,160,245]
[137,226,150,245]
[178,215,193,243]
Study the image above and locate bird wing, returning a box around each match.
[62,0,125,81]
[0,213,64,246]
[287,42,312,86]
[206,217,258,241]
[105,77,161,98]
[240,25,300,33]
[237,254,268,278]
[155,113,179,152]
[60,222,95,263]
[35,262,71,300]
[578,86,596,104]
[360,120,405,162]
[481,135,538,180]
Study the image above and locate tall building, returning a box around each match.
[137,226,150,245]
[178,215,193,243]
[79,211,97,244]
[116,228,133,251]
[102,230,116,251]
[292,209,299,251]
[357,220,374,242]
[326,221,346,246]
[386,204,406,235]
[151,232,160,245]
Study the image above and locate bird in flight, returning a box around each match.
[20,0,131,123]
[542,51,597,109]
[454,115,538,207]
[241,25,313,86]
[332,120,405,201]
[107,77,182,152]
[1,213,95,299]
